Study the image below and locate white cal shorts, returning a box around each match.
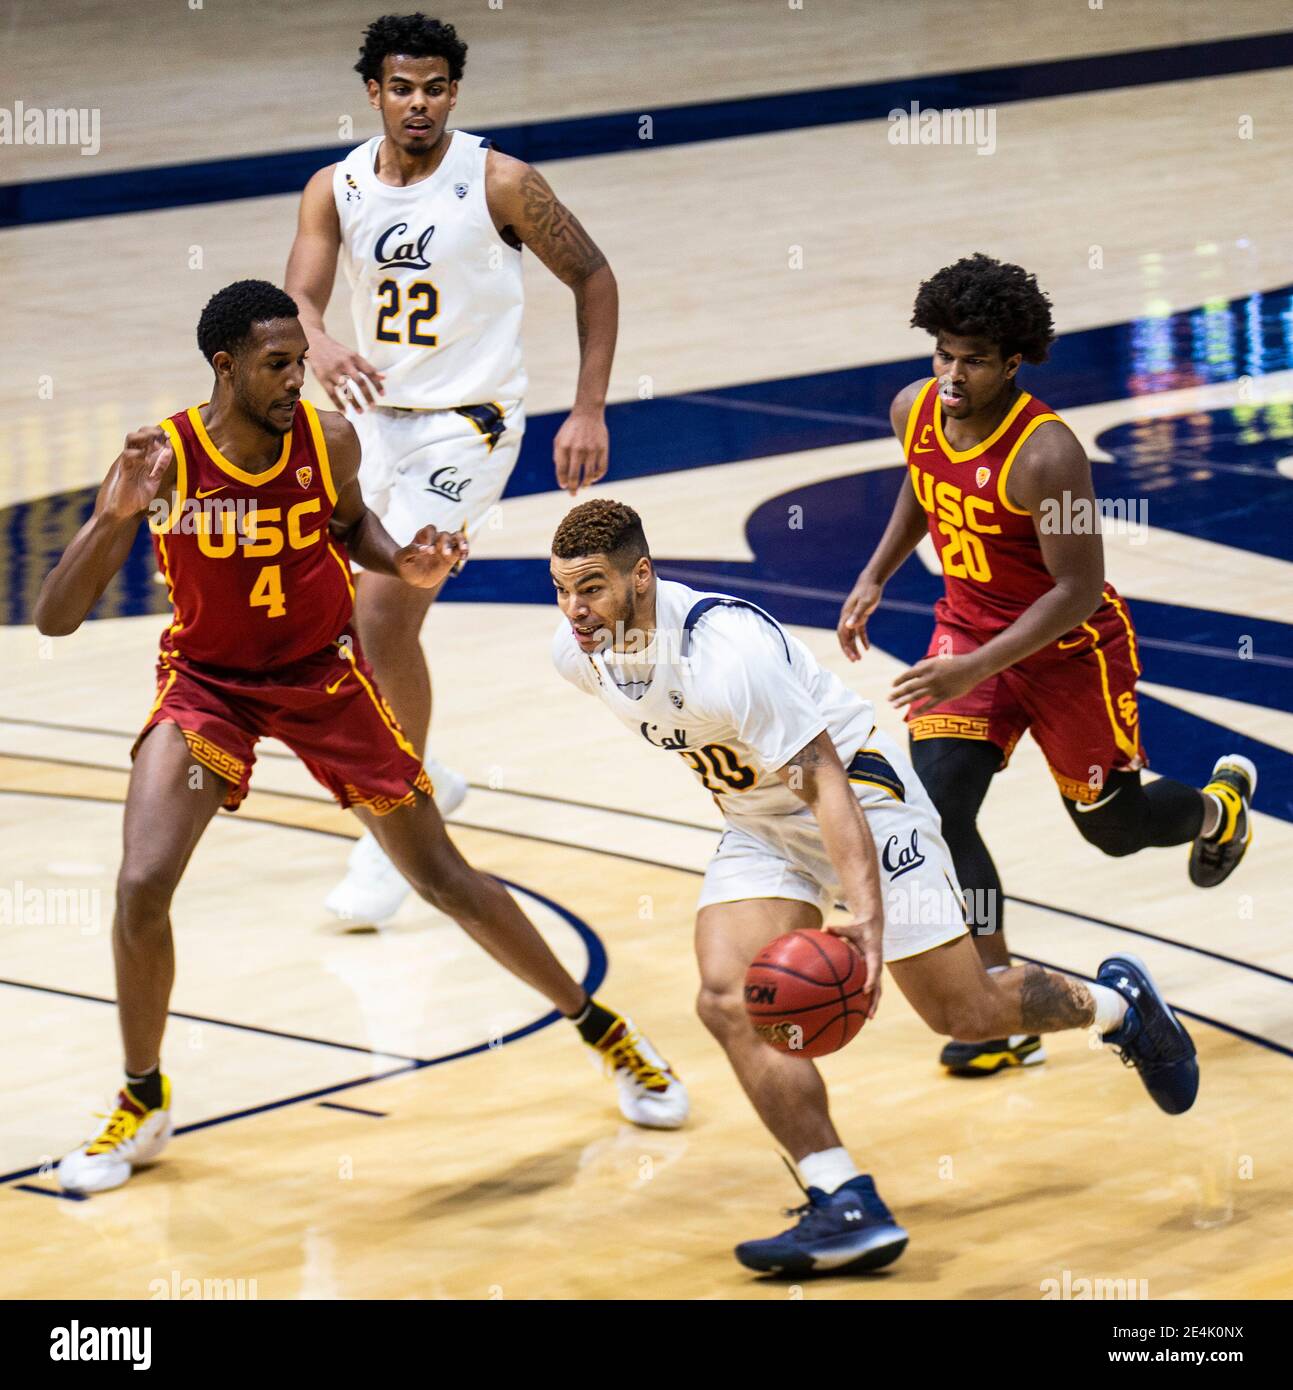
[351,399,526,547]
[698,729,969,963]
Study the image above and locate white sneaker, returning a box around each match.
[586,1011,690,1130]
[58,1077,174,1194]
[324,830,412,924]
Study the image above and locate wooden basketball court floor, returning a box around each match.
[3,1,1293,1299]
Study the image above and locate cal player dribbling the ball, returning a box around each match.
[550,500,1199,1276]
[286,14,617,923]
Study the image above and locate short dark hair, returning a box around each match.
[552,500,649,571]
[196,280,298,365]
[355,13,467,84]
[911,253,1056,364]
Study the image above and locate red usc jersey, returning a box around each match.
[150,401,354,669]
[903,377,1126,635]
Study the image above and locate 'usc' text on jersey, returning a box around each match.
[903,378,1125,634]
[149,401,355,670]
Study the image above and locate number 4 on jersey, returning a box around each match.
[250,564,286,618]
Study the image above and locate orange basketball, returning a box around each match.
[743,929,870,1058]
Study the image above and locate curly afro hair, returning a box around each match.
[355,13,467,84]
[196,280,299,365]
[552,500,650,570]
[911,254,1056,364]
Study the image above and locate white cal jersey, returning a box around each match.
[333,130,526,410]
[552,579,878,819]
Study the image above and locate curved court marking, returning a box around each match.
[3,736,1288,991]
[0,790,607,1189]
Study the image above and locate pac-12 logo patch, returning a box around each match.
[454,182,468,198]
[296,466,313,489]
[975,465,990,488]
[669,690,684,709]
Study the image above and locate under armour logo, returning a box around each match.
[844,1210,862,1222]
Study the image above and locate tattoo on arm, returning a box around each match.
[518,169,607,283]
[1019,964,1095,1032]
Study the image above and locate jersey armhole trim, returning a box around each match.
[301,401,337,504]
[998,413,1061,516]
[901,378,937,456]
[152,418,188,533]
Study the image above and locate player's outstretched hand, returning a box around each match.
[309,335,385,413]
[889,653,984,717]
[836,573,882,662]
[398,525,469,588]
[104,428,174,521]
[826,918,883,1019]
[553,408,609,495]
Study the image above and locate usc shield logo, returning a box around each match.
[296,466,313,490]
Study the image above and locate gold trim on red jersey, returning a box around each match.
[300,400,338,504]
[152,418,189,533]
[187,405,291,486]
[934,389,1033,462]
[902,379,937,457]
[996,413,1061,515]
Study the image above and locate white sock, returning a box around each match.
[797,1147,861,1194]
[1203,791,1225,839]
[1088,982,1129,1035]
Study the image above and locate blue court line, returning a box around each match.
[0,799,609,1188]
[1008,897,1293,990]
[4,30,1293,227]
[13,1184,87,1202]
[0,788,1286,1190]
[317,1101,387,1118]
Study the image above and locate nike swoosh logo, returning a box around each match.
[1074,786,1122,813]
[325,673,352,694]
[1058,636,1088,649]
[195,486,228,499]
[913,444,935,454]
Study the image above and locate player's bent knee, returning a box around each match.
[1063,776,1148,857]
[914,987,1000,1041]
[114,864,179,929]
[695,984,747,1042]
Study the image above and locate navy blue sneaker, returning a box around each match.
[734,1175,908,1275]
[1098,954,1199,1115]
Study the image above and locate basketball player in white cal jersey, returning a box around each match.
[549,500,1200,1276]
[287,15,616,920]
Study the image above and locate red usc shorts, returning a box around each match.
[133,631,432,814]
[906,594,1146,804]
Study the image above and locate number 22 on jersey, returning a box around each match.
[375,278,440,346]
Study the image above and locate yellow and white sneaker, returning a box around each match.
[1189,755,1257,888]
[588,1014,689,1130]
[57,1077,173,1194]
